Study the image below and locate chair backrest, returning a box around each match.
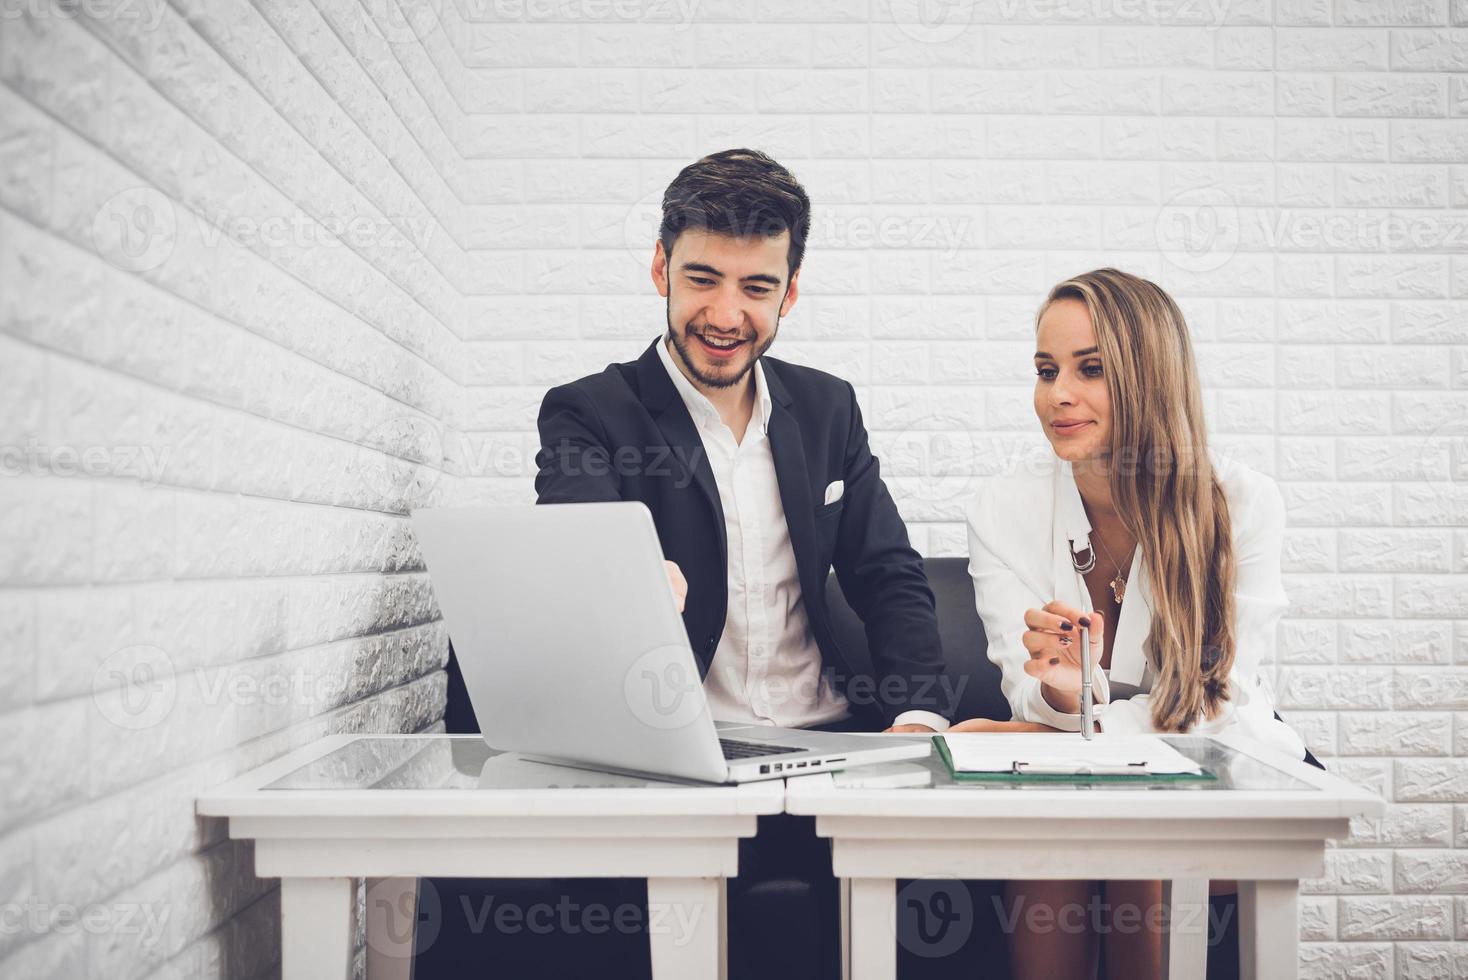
[824,557,1012,724]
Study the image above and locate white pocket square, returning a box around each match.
[823,480,844,505]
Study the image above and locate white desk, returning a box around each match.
[784,733,1384,980]
[197,735,782,980]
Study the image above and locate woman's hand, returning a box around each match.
[947,718,1060,733]
[1022,602,1105,710]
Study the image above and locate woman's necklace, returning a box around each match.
[1091,527,1134,606]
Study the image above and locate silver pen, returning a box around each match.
[1080,594,1095,740]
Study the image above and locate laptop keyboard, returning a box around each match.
[719,738,802,760]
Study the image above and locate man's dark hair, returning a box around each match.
[658,148,812,280]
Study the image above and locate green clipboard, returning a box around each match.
[933,736,1217,784]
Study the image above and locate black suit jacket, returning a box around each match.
[531,338,951,729]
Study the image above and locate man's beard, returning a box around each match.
[665,298,779,390]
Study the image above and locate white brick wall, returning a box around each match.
[2,0,1465,976]
[1,0,463,976]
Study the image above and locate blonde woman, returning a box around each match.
[955,268,1315,979]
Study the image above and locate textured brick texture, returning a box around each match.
[0,0,458,976]
[2,0,1466,976]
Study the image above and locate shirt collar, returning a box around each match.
[1057,459,1093,558]
[655,332,772,436]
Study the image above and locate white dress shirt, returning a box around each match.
[656,339,947,732]
[965,448,1306,760]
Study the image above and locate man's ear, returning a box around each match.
[651,240,670,298]
[779,265,801,317]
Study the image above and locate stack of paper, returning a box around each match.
[832,761,934,789]
[940,733,1203,776]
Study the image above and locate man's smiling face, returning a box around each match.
[652,226,801,392]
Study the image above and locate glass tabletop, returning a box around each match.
[832,736,1319,792]
[261,735,1319,793]
[263,737,696,791]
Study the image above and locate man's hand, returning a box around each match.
[883,723,938,734]
[664,560,687,613]
[946,718,1060,734]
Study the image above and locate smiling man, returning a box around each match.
[529,149,952,979]
[535,148,951,736]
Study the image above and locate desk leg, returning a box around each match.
[1162,879,1209,980]
[280,877,353,980]
[849,877,896,980]
[718,877,728,980]
[648,876,725,980]
[839,877,852,980]
[1237,880,1298,980]
[365,877,418,980]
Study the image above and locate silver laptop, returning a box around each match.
[410,501,931,783]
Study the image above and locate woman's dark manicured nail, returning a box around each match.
[1049,657,1060,665]
[1061,621,1073,631]
[1078,617,1091,628]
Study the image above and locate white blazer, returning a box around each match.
[965,449,1306,761]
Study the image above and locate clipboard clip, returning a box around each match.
[1011,761,1151,777]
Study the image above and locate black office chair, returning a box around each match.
[824,556,1010,726]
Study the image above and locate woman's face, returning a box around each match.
[1034,298,1111,462]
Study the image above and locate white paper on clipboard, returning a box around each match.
[943,733,1202,776]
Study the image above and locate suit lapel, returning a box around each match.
[763,362,819,593]
[634,340,725,539]
[1052,461,1091,609]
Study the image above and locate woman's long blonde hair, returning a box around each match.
[1040,268,1235,732]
